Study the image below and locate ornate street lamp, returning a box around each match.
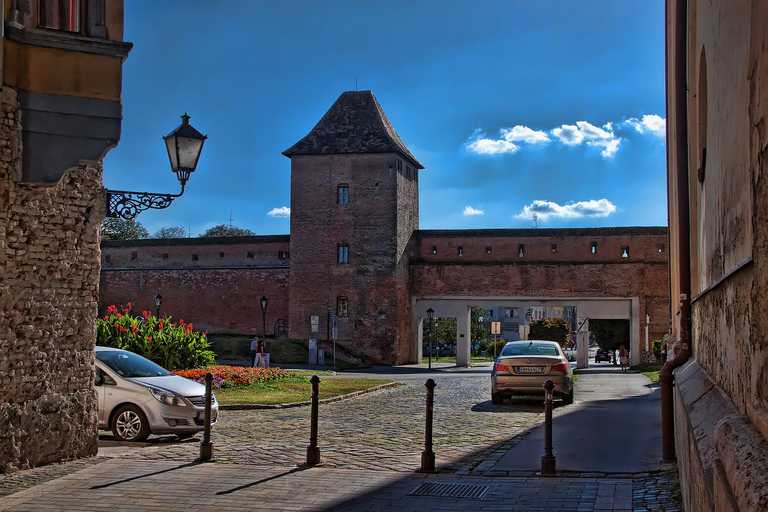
[426,308,435,370]
[106,114,207,219]
[260,296,268,337]
[154,293,163,318]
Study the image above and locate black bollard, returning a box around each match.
[199,372,214,462]
[419,378,437,472]
[541,379,556,476]
[306,375,321,465]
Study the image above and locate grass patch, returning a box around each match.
[215,376,394,405]
[631,362,663,383]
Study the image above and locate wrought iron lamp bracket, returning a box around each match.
[106,184,186,220]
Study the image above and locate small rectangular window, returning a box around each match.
[337,185,349,204]
[337,297,348,317]
[486,246,492,254]
[431,246,437,254]
[397,159,403,171]
[551,244,557,253]
[590,242,597,254]
[39,0,80,32]
[458,246,463,257]
[406,166,411,179]
[131,251,137,260]
[621,246,630,258]
[192,254,199,261]
[658,244,665,253]
[219,252,225,258]
[338,245,349,264]
[518,244,525,258]
[104,254,111,263]
[162,253,169,260]
[278,251,290,260]
[247,252,254,259]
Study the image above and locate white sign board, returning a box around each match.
[311,315,319,333]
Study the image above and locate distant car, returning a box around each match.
[491,340,574,405]
[595,348,612,363]
[94,346,218,442]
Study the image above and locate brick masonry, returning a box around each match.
[0,87,102,472]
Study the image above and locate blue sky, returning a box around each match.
[104,1,667,237]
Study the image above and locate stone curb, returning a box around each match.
[220,381,402,410]
[468,469,670,479]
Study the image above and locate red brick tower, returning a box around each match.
[283,91,422,363]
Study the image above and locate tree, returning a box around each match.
[153,226,188,239]
[200,224,256,237]
[471,307,490,345]
[529,317,570,346]
[590,319,630,354]
[101,218,149,241]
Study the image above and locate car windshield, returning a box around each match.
[501,343,560,357]
[96,350,170,378]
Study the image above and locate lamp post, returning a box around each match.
[106,114,207,219]
[426,308,435,370]
[154,293,162,318]
[260,296,268,337]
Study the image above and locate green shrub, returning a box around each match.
[529,318,570,346]
[97,303,215,370]
[480,338,507,358]
[652,338,665,361]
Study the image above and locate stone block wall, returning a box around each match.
[0,87,102,472]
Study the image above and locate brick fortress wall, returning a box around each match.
[99,236,291,335]
[411,227,670,342]
[0,87,103,472]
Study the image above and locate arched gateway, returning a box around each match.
[100,91,669,365]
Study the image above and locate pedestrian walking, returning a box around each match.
[619,345,629,372]
[250,336,259,367]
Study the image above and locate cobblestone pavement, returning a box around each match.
[0,372,683,511]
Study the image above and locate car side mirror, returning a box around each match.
[94,372,103,386]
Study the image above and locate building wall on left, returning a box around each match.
[0,0,130,473]
[0,86,102,472]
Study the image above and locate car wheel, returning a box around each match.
[492,392,503,404]
[111,404,150,442]
[563,388,574,405]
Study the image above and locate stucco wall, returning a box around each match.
[0,87,102,472]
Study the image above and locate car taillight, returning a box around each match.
[494,362,509,372]
[551,362,567,371]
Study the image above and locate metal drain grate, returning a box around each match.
[408,482,490,499]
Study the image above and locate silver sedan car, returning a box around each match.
[491,340,574,405]
[94,346,218,441]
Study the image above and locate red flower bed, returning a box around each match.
[172,365,294,389]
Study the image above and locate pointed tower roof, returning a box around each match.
[282,91,424,169]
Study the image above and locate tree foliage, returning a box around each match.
[471,307,490,343]
[101,218,149,241]
[590,319,630,351]
[153,226,188,239]
[200,224,256,237]
[529,317,570,346]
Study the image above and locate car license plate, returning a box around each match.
[197,410,217,422]
[517,366,544,374]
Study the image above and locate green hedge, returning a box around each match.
[97,303,215,370]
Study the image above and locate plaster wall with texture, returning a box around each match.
[666,1,768,510]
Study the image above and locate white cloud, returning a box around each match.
[267,206,290,218]
[550,121,621,158]
[501,125,550,144]
[465,129,519,155]
[463,206,484,216]
[624,114,666,136]
[516,199,617,220]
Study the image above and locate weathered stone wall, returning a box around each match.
[0,87,102,472]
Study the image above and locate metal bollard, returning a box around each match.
[541,379,556,476]
[306,375,321,465]
[419,378,436,472]
[199,372,214,462]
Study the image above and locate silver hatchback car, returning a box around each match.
[491,340,574,405]
[94,346,218,442]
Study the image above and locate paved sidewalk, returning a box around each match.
[0,365,682,511]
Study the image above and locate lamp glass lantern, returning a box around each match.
[163,113,207,187]
[260,296,268,312]
[154,293,163,308]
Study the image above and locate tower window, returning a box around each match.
[278,250,289,259]
[431,246,437,254]
[337,184,349,204]
[458,246,463,257]
[658,244,665,253]
[518,245,525,258]
[551,244,557,253]
[338,244,349,264]
[337,297,348,317]
[192,254,199,261]
[590,242,597,254]
[486,246,492,254]
[406,166,411,179]
[162,253,169,260]
[621,246,629,258]
[219,252,225,258]
[397,159,403,171]
[131,251,137,260]
[247,252,254,259]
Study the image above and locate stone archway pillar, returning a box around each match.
[456,307,471,367]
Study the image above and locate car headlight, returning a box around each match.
[148,387,186,407]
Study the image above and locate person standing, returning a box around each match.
[619,345,629,372]
[249,336,259,367]
[256,338,267,367]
